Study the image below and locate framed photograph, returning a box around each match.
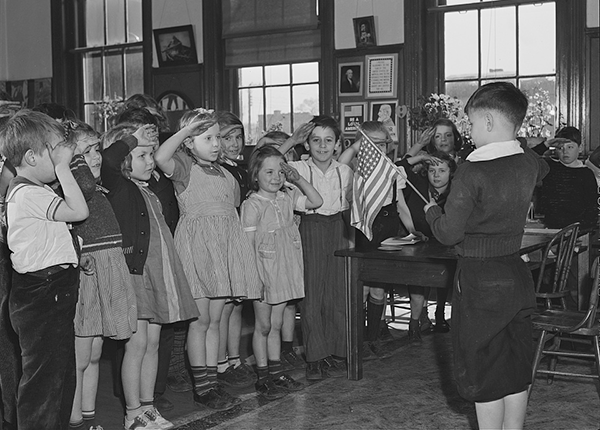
[154,25,198,67]
[339,62,363,97]
[366,54,398,98]
[370,101,398,142]
[341,102,367,136]
[353,16,377,48]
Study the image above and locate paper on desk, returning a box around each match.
[381,233,421,246]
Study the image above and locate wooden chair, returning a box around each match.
[528,256,600,400]
[531,222,580,310]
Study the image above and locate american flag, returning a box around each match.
[351,139,402,241]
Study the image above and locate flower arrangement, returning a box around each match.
[519,87,556,138]
[408,93,464,132]
[93,95,123,124]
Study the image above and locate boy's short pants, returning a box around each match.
[452,253,536,403]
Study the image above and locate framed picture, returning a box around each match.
[156,90,194,131]
[341,102,367,136]
[370,101,398,142]
[366,54,398,98]
[353,16,377,48]
[154,25,198,67]
[339,62,363,96]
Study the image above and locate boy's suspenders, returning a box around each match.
[306,165,343,215]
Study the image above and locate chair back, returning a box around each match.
[533,222,580,309]
[583,256,600,330]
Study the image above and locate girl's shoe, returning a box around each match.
[271,373,304,391]
[281,350,306,369]
[124,412,161,430]
[143,407,174,430]
[433,315,450,333]
[255,379,288,400]
[193,385,241,411]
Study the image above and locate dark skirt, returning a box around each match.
[452,253,536,402]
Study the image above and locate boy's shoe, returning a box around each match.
[322,356,346,378]
[193,385,241,411]
[217,365,254,388]
[236,363,258,383]
[433,313,450,333]
[408,320,423,345]
[281,350,306,369]
[255,379,288,400]
[362,341,379,361]
[124,412,161,430]
[271,373,304,391]
[368,340,393,360]
[379,321,394,343]
[166,370,193,393]
[419,309,433,332]
[279,354,296,372]
[143,407,173,430]
[305,361,323,381]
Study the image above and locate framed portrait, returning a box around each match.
[154,25,198,67]
[339,62,363,97]
[353,16,377,48]
[340,102,367,136]
[370,101,398,142]
[366,54,398,98]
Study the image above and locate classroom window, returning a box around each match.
[76,0,144,132]
[238,62,320,145]
[443,1,556,136]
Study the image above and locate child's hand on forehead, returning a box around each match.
[133,124,159,146]
[280,161,300,183]
[423,155,441,166]
[48,138,76,168]
[417,127,436,147]
[291,122,316,144]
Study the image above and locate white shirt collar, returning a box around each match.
[466,140,524,162]
[555,158,584,168]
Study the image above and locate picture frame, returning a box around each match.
[339,62,363,97]
[341,102,367,136]
[156,90,195,131]
[154,25,198,67]
[366,54,398,98]
[353,16,377,48]
[370,101,398,142]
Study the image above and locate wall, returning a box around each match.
[0,0,52,81]
[152,0,203,68]
[334,0,403,49]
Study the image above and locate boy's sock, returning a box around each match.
[125,405,142,421]
[191,365,211,394]
[256,366,269,385]
[217,359,230,373]
[207,366,218,386]
[268,360,283,376]
[366,296,385,342]
[281,341,294,353]
[140,399,153,412]
[228,355,242,369]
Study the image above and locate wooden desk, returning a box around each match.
[335,234,554,380]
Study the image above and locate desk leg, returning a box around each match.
[345,256,363,380]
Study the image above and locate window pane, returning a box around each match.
[445,0,480,5]
[85,0,104,47]
[265,64,290,86]
[239,67,263,87]
[105,50,124,99]
[127,0,143,42]
[266,87,291,132]
[239,88,264,145]
[83,52,103,102]
[481,78,516,86]
[519,3,555,75]
[292,62,318,84]
[84,104,103,134]
[125,47,143,97]
[106,0,126,45]
[445,81,479,112]
[519,76,556,138]
[480,7,516,78]
[445,11,478,80]
[293,84,319,118]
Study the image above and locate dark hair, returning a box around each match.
[309,115,341,141]
[247,145,285,192]
[427,150,458,175]
[63,119,99,146]
[114,107,159,128]
[32,102,77,122]
[426,118,463,154]
[121,93,169,132]
[465,82,528,128]
[555,126,581,145]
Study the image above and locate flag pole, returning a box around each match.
[357,127,430,205]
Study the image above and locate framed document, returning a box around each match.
[365,54,398,98]
[340,102,367,136]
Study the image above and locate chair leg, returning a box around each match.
[529,330,547,401]
[593,336,600,399]
[388,289,395,322]
[547,335,561,385]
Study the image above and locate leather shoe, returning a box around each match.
[154,394,174,412]
[305,361,323,381]
[433,317,450,333]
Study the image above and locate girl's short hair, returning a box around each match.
[217,111,245,147]
[310,115,341,141]
[102,123,140,179]
[427,150,458,175]
[178,108,219,163]
[247,145,285,192]
[353,121,391,142]
[0,110,64,168]
[426,118,463,154]
[63,119,99,146]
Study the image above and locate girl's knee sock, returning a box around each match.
[191,365,210,394]
[268,360,283,376]
[169,328,188,375]
[207,366,218,386]
[366,296,385,342]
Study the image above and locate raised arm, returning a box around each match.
[277,122,315,156]
[337,138,362,166]
[154,124,194,176]
[281,162,323,209]
[405,127,435,158]
[51,141,89,222]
